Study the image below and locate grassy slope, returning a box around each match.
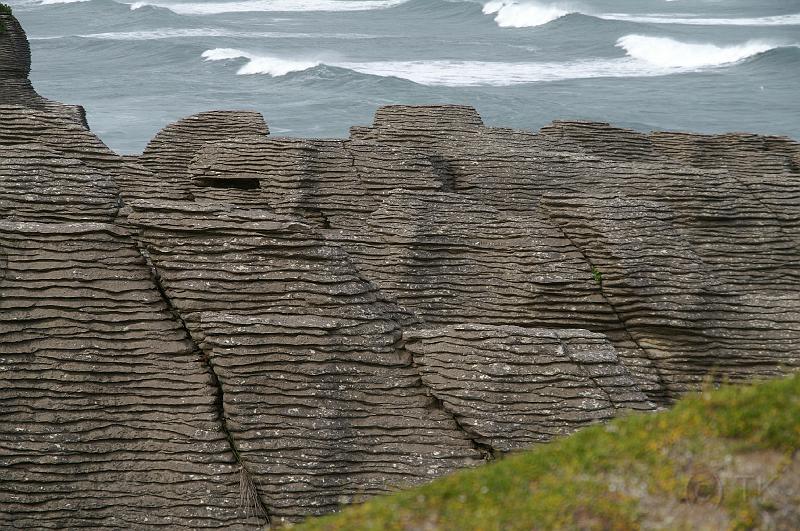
[294,374,800,530]
[0,5,12,34]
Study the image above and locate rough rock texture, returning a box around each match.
[0,210,253,527]
[1,15,799,529]
[405,325,653,452]
[124,200,483,521]
[138,111,269,200]
[0,14,87,127]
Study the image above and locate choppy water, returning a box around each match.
[7,0,800,153]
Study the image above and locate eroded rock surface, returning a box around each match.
[1,14,798,529]
[405,325,653,452]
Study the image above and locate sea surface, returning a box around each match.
[7,0,800,154]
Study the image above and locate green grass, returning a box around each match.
[293,373,800,531]
[591,265,603,286]
[0,3,11,34]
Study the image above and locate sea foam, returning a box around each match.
[68,28,375,40]
[478,1,800,28]
[202,48,320,76]
[202,34,797,87]
[128,0,409,14]
[616,35,793,68]
[604,13,800,26]
[38,0,91,4]
[202,49,672,86]
[481,1,573,28]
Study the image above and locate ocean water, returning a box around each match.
[7,0,800,154]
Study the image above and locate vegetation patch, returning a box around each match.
[0,3,12,34]
[591,265,603,286]
[293,373,800,530]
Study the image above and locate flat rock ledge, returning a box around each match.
[1,14,799,529]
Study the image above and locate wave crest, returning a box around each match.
[201,50,675,86]
[481,1,572,28]
[616,35,793,68]
[477,2,800,28]
[202,48,320,76]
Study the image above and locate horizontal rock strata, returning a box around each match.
[0,221,254,528]
[405,325,654,452]
[0,15,87,127]
[125,200,483,522]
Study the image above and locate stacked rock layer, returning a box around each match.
[1,15,798,529]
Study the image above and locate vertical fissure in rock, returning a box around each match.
[540,210,670,400]
[555,333,617,411]
[399,331,497,459]
[427,392,496,460]
[723,170,800,263]
[134,241,272,526]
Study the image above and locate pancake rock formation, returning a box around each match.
[1,14,799,528]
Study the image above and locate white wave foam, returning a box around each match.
[203,34,798,86]
[477,2,800,28]
[481,1,573,28]
[69,28,375,40]
[128,0,409,14]
[202,47,678,85]
[340,58,672,85]
[604,13,800,26]
[38,0,90,4]
[616,35,791,68]
[202,48,320,76]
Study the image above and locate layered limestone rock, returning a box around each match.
[405,325,654,452]
[0,14,87,127]
[138,111,270,200]
[123,200,484,521]
[2,14,799,529]
[0,179,254,527]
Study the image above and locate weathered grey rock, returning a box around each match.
[0,105,183,206]
[541,193,800,392]
[125,200,483,522]
[136,111,269,200]
[0,143,118,221]
[0,221,255,529]
[0,15,87,127]
[188,135,445,226]
[320,189,664,396]
[405,325,654,452]
[0,14,30,79]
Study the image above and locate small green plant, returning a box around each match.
[0,3,11,34]
[591,265,603,286]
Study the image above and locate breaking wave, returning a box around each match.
[478,1,800,28]
[481,1,574,28]
[616,35,796,69]
[202,48,671,86]
[201,48,321,76]
[203,34,798,86]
